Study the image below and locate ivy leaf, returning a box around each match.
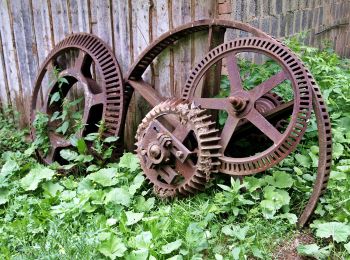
[98,233,127,259]
[0,189,10,205]
[265,171,294,188]
[125,211,144,226]
[160,239,182,254]
[60,149,78,162]
[87,168,118,187]
[119,153,139,172]
[315,222,350,242]
[105,187,131,207]
[20,167,55,191]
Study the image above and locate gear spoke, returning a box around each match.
[226,53,243,94]
[249,71,287,101]
[192,97,231,111]
[245,108,283,144]
[220,115,240,152]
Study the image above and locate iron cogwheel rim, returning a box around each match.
[135,99,221,198]
[182,37,313,175]
[30,33,124,164]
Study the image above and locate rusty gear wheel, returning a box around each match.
[125,19,331,226]
[182,37,312,175]
[135,99,221,198]
[30,33,124,164]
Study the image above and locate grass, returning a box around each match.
[0,35,350,259]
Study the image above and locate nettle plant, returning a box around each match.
[31,67,118,170]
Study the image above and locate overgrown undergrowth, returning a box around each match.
[0,36,350,259]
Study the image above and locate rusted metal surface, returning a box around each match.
[31,18,332,227]
[30,33,124,164]
[182,38,312,175]
[123,19,332,227]
[135,99,220,197]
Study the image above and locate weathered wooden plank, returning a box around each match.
[0,30,11,108]
[111,0,131,73]
[0,0,21,111]
[192,0,216,96]
[152,0,171,98]
[50,0,70,44]
[89,0,113,49]
[70,0,90,33]
[124,0,152,150]
[9,0,38,104]
[172,0,192,97]
[32,0,54,64]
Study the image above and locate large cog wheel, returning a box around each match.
[135,99,221,198]
[182,37,312,176]
[30,33,124,164]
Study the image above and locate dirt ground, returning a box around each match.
[274,231,315,259]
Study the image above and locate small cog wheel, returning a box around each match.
[135,99,221,198]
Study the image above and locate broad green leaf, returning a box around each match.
[49,92,60,105]
[0,159,19,178]
[134,196,155,212]
[278,213,298,224]
[160,239,182,254]
[119,153,140,172]
[0,189,10,205]
[126,249,149,260]
[56,121,69,135]
[222,225,249,240]
[60,149,78,161]
[98,233,127,259]
[104,136,119,143]
[297,244,330,259]
[105,187,131,206]
[58,77,69,85]
[20,167,55,191]
[315,222,350,242]
[231,247,241,260]
[129,174,145,195]
[42,181,64,197]
[87,168,118,187]
[134,231,152,249]
[265,171,294,188]
[295,153,310,166]
[333,143,344,159]
[77,138,87,154]
[125,211,144,226]
[344,242,350,254]
[50,111,60,122]
[84,132,99,141]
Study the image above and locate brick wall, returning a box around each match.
[217,0,350,57]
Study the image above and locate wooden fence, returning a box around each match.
[0,0,349,148]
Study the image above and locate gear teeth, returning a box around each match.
[136,98,221,199]
[201,145,222,150]
[199,136,221,143]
